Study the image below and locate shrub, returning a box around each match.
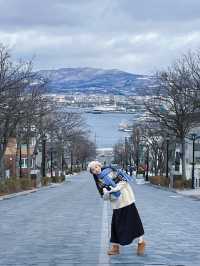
[137,166,145,174]
[183,179,192,188]
[173,180,184,189]
[0,181,8,195]
[149,176,170,187]
[41,176,51,186]
[60,175,65,182]
[0,177,35,195]
[51,175,65,183]
[73,166,81,173]
[150,175,192,189]
[20,178,33,190]
[173,178,192,189]
[4,178,21,193]
[65,169,72,175]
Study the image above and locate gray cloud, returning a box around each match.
[0,0,200,74]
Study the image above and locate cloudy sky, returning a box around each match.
[0,0,200,74]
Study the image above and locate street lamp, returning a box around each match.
[190,133,200,189]
[50,147,53,178]
[191,133,196,189]
[145,145,149,181]
[41,134,47,178]
[166,136,170,179]
[61,151,64,175]
[19,143,22,178]
[68,140,73,173]
[125,137,128,173]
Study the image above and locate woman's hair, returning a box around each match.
[87,160,103,196]
[87,160,102,173]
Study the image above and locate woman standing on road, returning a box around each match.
[87,161,146,256]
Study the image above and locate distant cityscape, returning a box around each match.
[45,93,150,114]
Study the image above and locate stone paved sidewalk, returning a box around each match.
[146,181,200,200]
[0,171,200,265]
[176,188,200,200]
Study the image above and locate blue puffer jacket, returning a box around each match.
[94,166,133,199]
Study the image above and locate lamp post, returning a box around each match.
[70,144,73,173]
[129,151,132,176]
[19,143,22,178]
[145,145,149,181]
[166,136,170,179]
[50,147,53,178]
[136,145,139,177]
[125,137,128,173]
[187,133,200,189]
[41,134,47,178]
[61,152,64,175]
[192,134,195,189]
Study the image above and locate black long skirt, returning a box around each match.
[110,203,144,246]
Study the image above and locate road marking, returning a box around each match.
[98,200,110,266]
[168,195,182,198]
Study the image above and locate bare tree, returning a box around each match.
[130,126,142,173]
[72,133,96,169]
[113,141,125,167]
[144,51,200,179]
[0,44,43,179]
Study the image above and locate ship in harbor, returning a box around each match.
[118,121,133,132]
[86,105,126,114]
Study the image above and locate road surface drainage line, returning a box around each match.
[98,200,110,266]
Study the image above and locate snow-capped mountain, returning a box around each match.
[38,67,156,95]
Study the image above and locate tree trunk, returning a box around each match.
[0,141,6,180]
[0,155,5,180]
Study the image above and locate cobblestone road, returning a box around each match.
[0,172,200,266]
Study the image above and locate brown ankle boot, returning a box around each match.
[107,244,120,255]
[137,241,146,256]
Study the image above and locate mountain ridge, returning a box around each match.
[38,67,155,95]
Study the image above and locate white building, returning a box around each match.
[96,148,114,165]
[171,126,200,188]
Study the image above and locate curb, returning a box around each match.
[0,188,38,201]
[0,182,67,201]
[0,171,83,201]
[145,182,178,193]
[145,182,200,200]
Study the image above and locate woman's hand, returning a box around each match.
[102,188,110,200]
[109,181,127,192]
[103,187,110,195]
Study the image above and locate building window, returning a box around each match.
[195,157,200,164]
[21,158,34,168]
[175,163,180,171]
[21,158,27,168]
[195,143,200,152]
